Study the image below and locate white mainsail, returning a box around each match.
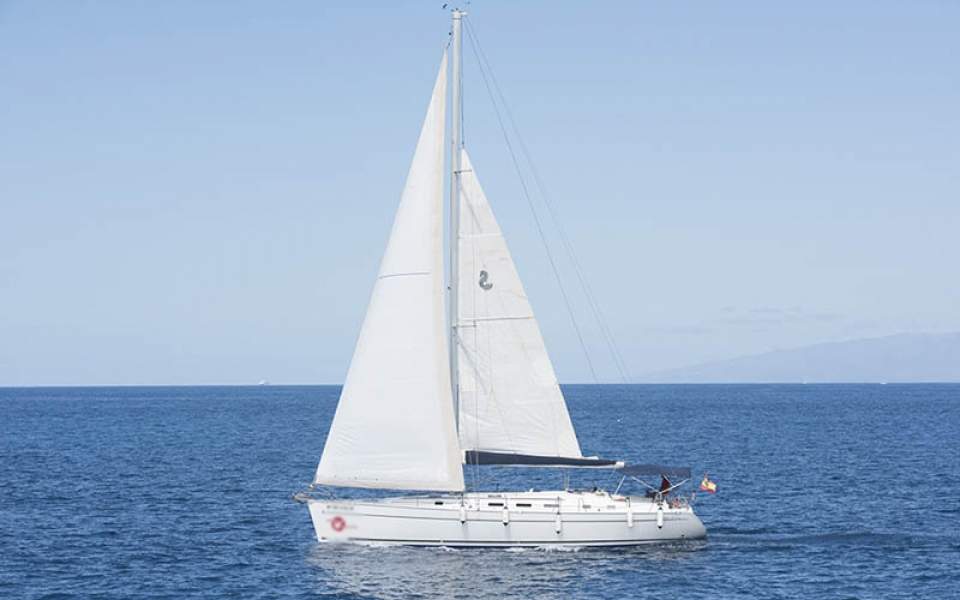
[315,53,464,491]
[456,150,583,459]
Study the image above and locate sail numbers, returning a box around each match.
[479,270,493,290]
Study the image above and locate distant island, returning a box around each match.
[641,332,960,383]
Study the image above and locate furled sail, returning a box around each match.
[456,150,583,459]
[315,53,464,491]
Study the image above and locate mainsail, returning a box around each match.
[455,150,583,459]
[314,53,464,491]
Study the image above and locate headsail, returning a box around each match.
[315,53,464,491]
[456,150,583,459]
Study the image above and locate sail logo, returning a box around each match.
[479,270,493,290]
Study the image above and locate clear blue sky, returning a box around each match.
[2,1,957,385]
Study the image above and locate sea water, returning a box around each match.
[1,384,957,599]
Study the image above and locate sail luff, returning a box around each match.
[314,53,464,491]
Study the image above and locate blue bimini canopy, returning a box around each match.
[618,464,692,479]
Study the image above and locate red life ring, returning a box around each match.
[330,516,347,532]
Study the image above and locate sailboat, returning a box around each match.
[300,10,707,547]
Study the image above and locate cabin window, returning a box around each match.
[434,501,444,505]
[543,503,558,508]
[582,505,592,509]
[487,502,504,507]
[516,503,532,508]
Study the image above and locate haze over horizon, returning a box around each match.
[641,332,960,384]
[2,2,958,386]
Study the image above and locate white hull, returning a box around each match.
[307,490,706,547]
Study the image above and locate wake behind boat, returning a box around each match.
[297,9,708,547]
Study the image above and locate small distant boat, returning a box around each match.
[257,380,269,386]
[297,9,706,547]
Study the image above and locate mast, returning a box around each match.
[449,9,464,432]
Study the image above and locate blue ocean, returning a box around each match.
[1,384,958,599]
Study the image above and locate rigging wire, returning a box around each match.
[463,21,600,384]
[465,19,630,383]
[464,20,631,383]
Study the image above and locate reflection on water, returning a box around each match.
[305,541,707,600]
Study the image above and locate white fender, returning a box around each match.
[656,505,664,529]
[555,512,562,534]
[459,503,466,524]
[626,498,634,528]
[502,505,510,526]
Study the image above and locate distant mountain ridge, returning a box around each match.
[642,333,960,383]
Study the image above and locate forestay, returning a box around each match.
[456,150,583,459]
[315,53,464,492]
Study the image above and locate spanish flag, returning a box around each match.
[700,474,717,494]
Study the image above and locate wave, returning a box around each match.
[723,530,948,549]
[709,526,778,535]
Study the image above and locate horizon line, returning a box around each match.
[2,381,959,389]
